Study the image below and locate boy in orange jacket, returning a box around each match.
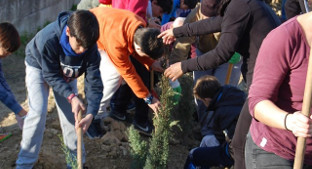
[88,7,164,137]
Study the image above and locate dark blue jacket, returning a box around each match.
[0,59,23,114]
[25,11,103,116]
[206,85,246,142]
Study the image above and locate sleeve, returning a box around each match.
[108,48,150,99]
[248,27,291,117]
[173,15,222,38]
[0,62,23,114]
[179,2,251,73]
[169,7,197,64]
[127,0,149,21]
[84,46,104,116]
[131,53,155,70]
[41,42,74,99]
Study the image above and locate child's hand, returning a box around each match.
[157,28,176,44]
[70,96,86,122]
[148,97,161,117]
[76,114,93,133]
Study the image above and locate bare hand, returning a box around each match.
[286,111,312,137]
[157,28,175,45]
[164,62,183,81]
[151,61,164,72]
[71,96,86,122]
[76,114,93,133]
[148,17,161,29]
[148,97,161,117]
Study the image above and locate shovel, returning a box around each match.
[77,110,83,169]
[293,42,312,169]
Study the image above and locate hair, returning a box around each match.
[184,0,200,9]
[0,22,20,53]
[217,0,231,16]
[193,75,221,99]
[67,10,99,49]
[134,28,164,60]
[153,0,173,14]
[201,0,221,17]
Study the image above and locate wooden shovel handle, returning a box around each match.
[77,110,83,169]
[293,46,312,169]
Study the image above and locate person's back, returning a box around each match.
[184,75,245,169]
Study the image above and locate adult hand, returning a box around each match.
[286,111,312,137]
[151,61,164,72]
[76,114,93,133]
[157,28,176,45]
[71,96,86,123]
[164,62,183,81]
[148,97,161,117]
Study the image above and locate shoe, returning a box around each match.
[110,110,127,121]
[126,101,136,111]
[86,119,106,139]
[133,120,153,136]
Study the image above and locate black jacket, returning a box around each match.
[173,0,281,87]
[205,85,246,142]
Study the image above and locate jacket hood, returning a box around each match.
[208,85,246,110]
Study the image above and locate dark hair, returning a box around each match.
[0,22,20,53]
[201,0,221,17]
[154,0,173,14]
[67,10,99,49]
[184,0,200,9]
[134,28,164,60]
[217,0,231,16]
[193,75,221,99]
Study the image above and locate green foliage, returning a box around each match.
[128,126,148,169]
[172,73,196,135]
[71,4,78,11]
[15,21,51,57]
[15,32,33,57]
[144,75,176,169]
[58,135,78,169]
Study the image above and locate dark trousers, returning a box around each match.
[184,144,234,169]
[230,99,251,169]
[110,56,150,123]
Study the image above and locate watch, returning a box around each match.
[144,94,153,104]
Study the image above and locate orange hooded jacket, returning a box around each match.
[90,7,155,99]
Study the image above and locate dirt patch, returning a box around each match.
[0,53,200,169]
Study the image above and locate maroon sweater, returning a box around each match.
[248,17,312,164]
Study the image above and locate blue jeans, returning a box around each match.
[184,143,233,169]
[16,64,85,169]
[245,132,292,169]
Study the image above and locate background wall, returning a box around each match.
[0,0,80,34]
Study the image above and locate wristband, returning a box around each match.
[67,93,77,103]
[144,94,153,104]
[284,113,291,131]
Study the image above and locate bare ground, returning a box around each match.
[0,53,201,169]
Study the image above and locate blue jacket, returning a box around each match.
[25,11,103,116]
[0,59,23,114]
[205,85,246,142]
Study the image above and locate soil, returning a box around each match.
[0,53,202,169]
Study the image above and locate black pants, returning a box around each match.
[110,56,150,124]
[230,99,251,169]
